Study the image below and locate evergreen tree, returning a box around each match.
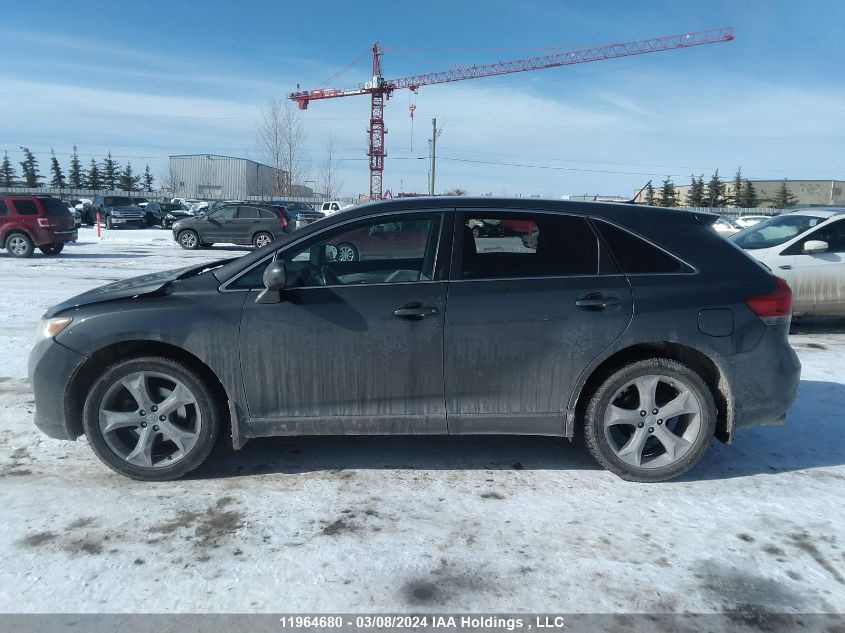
[731,167,743,207]
[685,174,705,207]
[142,164,154,191]
[18,146,42,188]
[0,151,16,188]
[86,158,103,190]
[68,145,83,188]
[644,181,655,206]
[102,152,120,190]
[772,179,798,208]
[740,179,759,208]
[118,163,140,191]
[49,149,66,188]
[704,169,727,207]
[659,177,678,207]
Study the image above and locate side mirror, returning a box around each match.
[256,261,286,304]
[803,239,828,254]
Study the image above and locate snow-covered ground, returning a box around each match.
[1,227,844,615]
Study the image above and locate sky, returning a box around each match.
[2,0,844,198]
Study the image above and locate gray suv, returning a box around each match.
[172,203,291,249]
[28,198,800,482]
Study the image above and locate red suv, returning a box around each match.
[0,195,78,258]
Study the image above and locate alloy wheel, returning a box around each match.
[98,371,202,468]
[602,374,702,469]
[8,236,28,256]
[180,231,198,248]
[337,244,357,261]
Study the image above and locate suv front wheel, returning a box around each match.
[178,230,200,250]
[583,358,716,482]
[82,356,221,481]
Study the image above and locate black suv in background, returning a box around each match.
[87,195,146,229]
[172,202,291,249]
[144,202,192,229]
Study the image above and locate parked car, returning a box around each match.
[144,202,193,229]
[320,200,345,215]
[0,195,78,257]
[62,199,82,228]
[29,198,800,482]
[172,202,290,249]
[89,195,146,229]
[712,217,740,236]
[730,208,845,316]
[271,201,325,229]
[734,215,772,229]
[329,218,430,262]
[132,197,150,208]
[74,198,92,222]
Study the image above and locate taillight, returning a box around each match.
[746,276,792,325]
[279,215,287,230]
[37,218,50,228]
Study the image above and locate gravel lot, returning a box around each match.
[1,227,844,615]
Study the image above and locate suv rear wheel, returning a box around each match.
[39,243,64,255]
[5,233,34,258]
[253,232,273,248]
[583,358,716,482]
[82,356,221,481]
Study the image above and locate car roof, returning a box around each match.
[782,207,845,219]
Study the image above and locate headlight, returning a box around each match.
[172,221,182,230]
[37,317,72,340]
[111,210,122,216]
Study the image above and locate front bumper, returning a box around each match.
[28,337,87,440]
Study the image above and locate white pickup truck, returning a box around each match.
[319,201,345,215]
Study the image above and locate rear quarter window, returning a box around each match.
[595,220,691,274]
[12,200,38,215]
[39,197,72,216]
[0,201,7,215]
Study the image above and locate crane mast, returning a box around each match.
[290,28,734,200]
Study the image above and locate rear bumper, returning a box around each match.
[50,229,78,243]
[724,324,801,432]
[28,338,87,440]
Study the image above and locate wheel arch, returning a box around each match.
[65,340,232,441]
[2,227,34,244]
[569,341,734,443]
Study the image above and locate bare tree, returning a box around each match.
[320,133,343,199]
[257,96,309,196]
[159,160,180,197]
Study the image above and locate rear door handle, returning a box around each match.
[779,264,793,270]
[393,303,440,320]
[575,293,621,310]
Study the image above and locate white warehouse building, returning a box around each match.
[168,154,287,199]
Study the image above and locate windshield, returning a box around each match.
[104,196,134,207]
[730,215,825,249]
[285,202,312,211]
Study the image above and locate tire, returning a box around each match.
[5,232,34,258]
[253,232,273,249]
[82,356,222,481]
[39,243,65,255]
[178,230,200,250]
[582,358,716,482]
[336,242,358,262]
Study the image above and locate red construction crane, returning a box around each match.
[290,27,734,200]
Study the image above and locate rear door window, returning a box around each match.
[594,220,690,274]
[237,206,261,219]
[460,212,604,279]
[12,200,38,215]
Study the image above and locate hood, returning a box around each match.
[110,204,144,212]
[44,259,234,317]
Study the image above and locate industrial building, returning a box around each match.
[656,179,844,208]
[167,154,311,199]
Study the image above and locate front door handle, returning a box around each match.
[575,293,621,310]
[393,303,440,320]
[779,264,793,270]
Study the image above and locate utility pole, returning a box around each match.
[428,118,441,196]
